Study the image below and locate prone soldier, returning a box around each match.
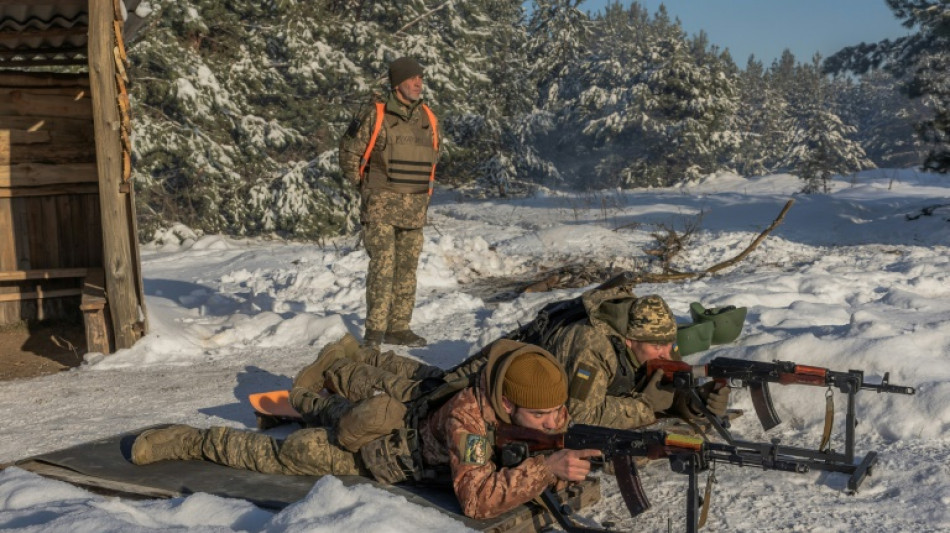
[131,340,600,520]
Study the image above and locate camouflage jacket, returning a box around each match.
[544,286,656,429]
[338,92,438,229]
[418,341,567,520]
[442,287,656,430]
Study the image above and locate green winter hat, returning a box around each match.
[389,57,424,87]
[689,302,747,345]
[676,321,715,357]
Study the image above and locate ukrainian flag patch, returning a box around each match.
[569,363,597,401]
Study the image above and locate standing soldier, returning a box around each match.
[339,57,440,348]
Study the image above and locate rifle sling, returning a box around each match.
[819,387,834,452]
[699,466,715,529]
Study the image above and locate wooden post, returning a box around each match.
[87,0,140,349]
[80,268,111,354]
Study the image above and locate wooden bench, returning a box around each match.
[0,267,111,354]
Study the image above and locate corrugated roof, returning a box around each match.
[0,0,147,68]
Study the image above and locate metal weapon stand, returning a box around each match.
[681,369,878,493]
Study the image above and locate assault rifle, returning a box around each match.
[643,357,916,491]
[495,422,807,533]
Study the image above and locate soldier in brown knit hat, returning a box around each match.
[130,340,600,520]
[300,286,731,431]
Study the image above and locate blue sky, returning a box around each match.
[576,0,912,65]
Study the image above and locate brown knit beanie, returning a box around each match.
[502,352,568,409]
[389,57,424,87]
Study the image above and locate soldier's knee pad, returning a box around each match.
[360,428,423,484]
[337,394,408,452]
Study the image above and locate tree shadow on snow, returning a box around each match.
[407,338,474,370]
[145,278,236,315]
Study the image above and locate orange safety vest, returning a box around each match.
[359,101,439,196]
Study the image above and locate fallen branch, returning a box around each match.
[472,199,795,301]
[637,198,795,283]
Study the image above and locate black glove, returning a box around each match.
[640,370,675,412]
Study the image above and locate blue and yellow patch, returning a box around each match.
[458,432,489,465]
[569,363,597,401]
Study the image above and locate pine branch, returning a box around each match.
[394,1,452,37]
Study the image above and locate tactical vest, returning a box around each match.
[360,374,473,486]
[360,101,438,195]
[606,335,645,396]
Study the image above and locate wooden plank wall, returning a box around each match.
[0,73,102,325]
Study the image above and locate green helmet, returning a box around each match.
[689,302,747,345]
[675,321,715,357]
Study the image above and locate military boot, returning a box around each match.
[131,425,205,465]
[293,333,357,391]
[363,329,385,348]
[384,329,427,347]
[338,332,361,358]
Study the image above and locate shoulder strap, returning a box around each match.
[358,101,386,181]
[606,335,642,396]
[405,374,475,430]
[506,296,588,350]
[421,103,438,196]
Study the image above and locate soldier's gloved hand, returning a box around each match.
[704,384,731,418]
[641,370,675,412]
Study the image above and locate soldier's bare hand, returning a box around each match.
[544,449,601,481]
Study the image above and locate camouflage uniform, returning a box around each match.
[418,340,568,519]
[297,346,444,406]
[193,426,366,477]
[132,341,566,521]
[339,91,439,334]
[371,287,674,429]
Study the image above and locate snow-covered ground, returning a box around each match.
[1,169,949,532]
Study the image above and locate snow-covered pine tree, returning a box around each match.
[550,1,649,188]
[733,56,792,176]
[832,70,927,168]
[825,0,950,173]
[516,0,592,187]
[786,55,874,193]
[130,0,358,240]
[437,0,547,197]
[602,9,739,187]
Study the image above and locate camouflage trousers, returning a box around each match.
[198,426,367,477]
[363,222,424,333]
[323,349,444,403]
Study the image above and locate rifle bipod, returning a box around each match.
[691,377,880,493]
[669,453,709,533]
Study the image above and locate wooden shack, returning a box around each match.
[1,0,148,356]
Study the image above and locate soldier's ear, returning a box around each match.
[501,396,516,415]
